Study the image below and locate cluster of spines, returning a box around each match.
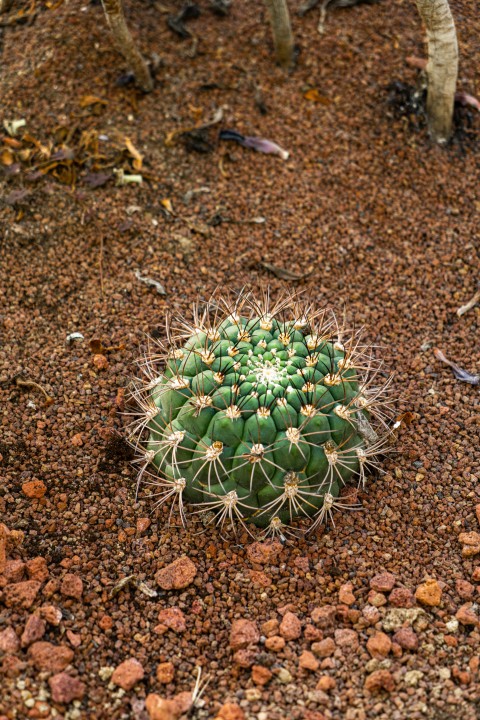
[127,291,393,539]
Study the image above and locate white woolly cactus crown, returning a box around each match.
[127,289,393,539]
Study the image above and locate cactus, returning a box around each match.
[128,291,392,538]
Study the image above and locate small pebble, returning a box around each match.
[415,579,442,607]
[111,658,145,691]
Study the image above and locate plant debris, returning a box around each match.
[455,91,480,112]
[109,573,157,599]
[165,106,224,147]
[15,377,54,406]
[89,339,125,354]
[219,130,289,159]
[3,118,26,136]
[66,332,85,345]
[433,348,479,385]
[457,283,480,316]
[134,269,166,295]
[167,2,200,38]
[259,261,313,280]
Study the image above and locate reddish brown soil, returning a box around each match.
[1,1,479,719]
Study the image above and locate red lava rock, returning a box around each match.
[21,614,46,647]
[453,668,471,685]
[472,567,480,582]
[249,570,271,587]
[251,664,272,685]
[415,579,442,607]
[48,672,86,703]
[233,648,257,668]
[456,579,474,600]
[261,618,279,637]
[0,627,20,653]
[93,353,108,370]
[311,605,336,629]
[2,559,25,583]
[60,573,83,600]
[145,693,178,720]
[299,650,319,671]
[304,711,328,720]
[28,700,52,718]
[294,556,310,573]
[444,635,458,648]
[265,635,285,652]
[279,611,302,640]
[172,692,193,715]
[0,653,26,678]
[215,703,246,720]
[338,582,355,605]
[246,540,282,565]
[28,642,74,672]
[71,433,83,447]
[66,630,82,648]
[316,676,336,692]
[367,590,387,607]
[393,627,419,650]
[22,479,47,499]
[277,602,296,616]
[3,580,41,609]
[111,658,145,691]
[370,572,396,593]
[38,605,62,626]
[136,517,151,535]
[304,624,323,642]
[156,662,175,684]
[311,638,336,658]
[362,605,381,625]
[42,579,60,598]
[157,607,186,633]
[459,532,480,557]
[364,669,395,693]
[391,641,403,658]
[476,504,480,525]
[26,557,49,583]
[366,631,392,658]
[99,614,114,631]
[334,628,359,653]
[229,619,259,650]
[389,587,415,608]
[456,603,478,626]
[155,556,197,590]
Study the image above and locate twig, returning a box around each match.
[457,283,480,316]
[15,378,54,405]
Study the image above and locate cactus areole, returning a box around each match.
[130,292,392,537]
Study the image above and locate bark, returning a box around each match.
[264,0,295,69]
[101,0,153,92]
[414,0,458,143]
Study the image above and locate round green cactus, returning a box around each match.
[129,291,392,538]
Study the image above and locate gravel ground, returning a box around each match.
[0,1,479,719]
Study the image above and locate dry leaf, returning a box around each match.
[79,95,108,108]
[0,148,15,165]
[304,89,331,105]
[161,198,174,215]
